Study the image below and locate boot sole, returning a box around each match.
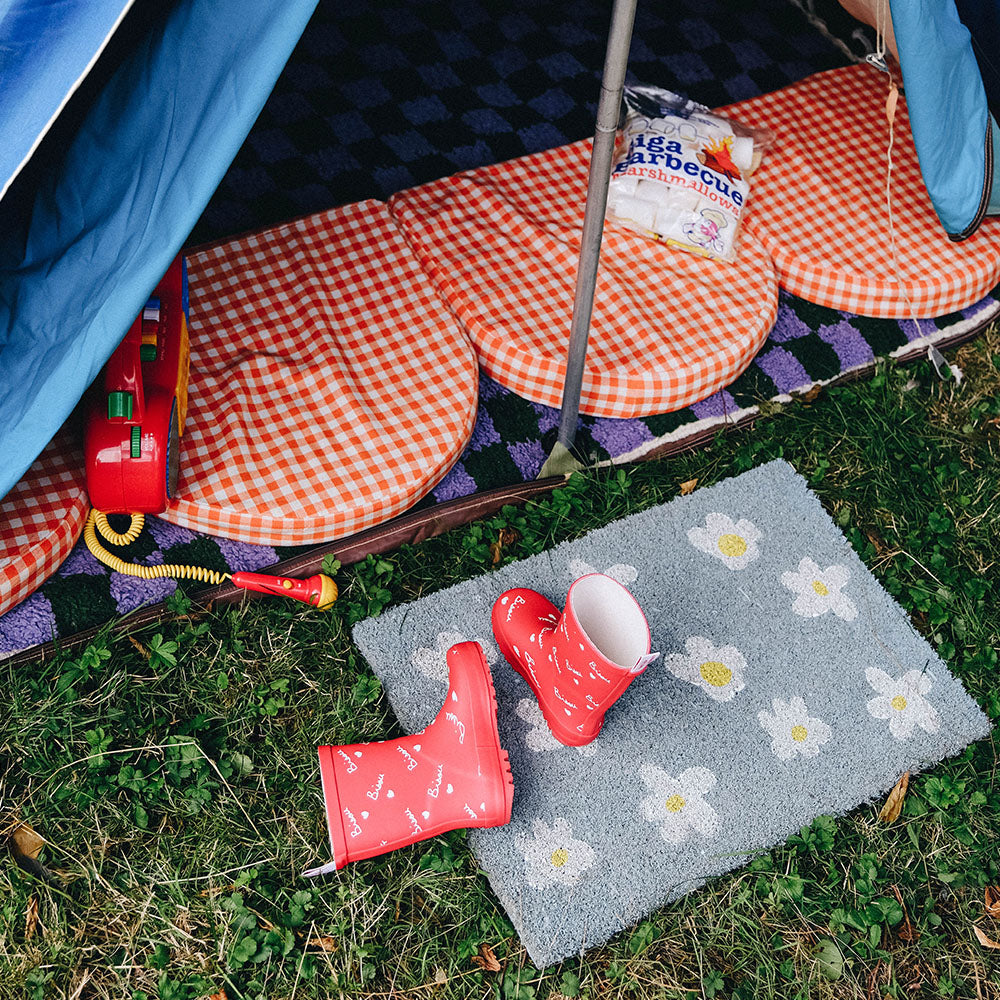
[468,643,516,826]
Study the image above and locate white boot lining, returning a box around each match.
[569,574,649,668]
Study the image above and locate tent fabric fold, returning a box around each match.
[0,0,320,503]
[891,0,998,238]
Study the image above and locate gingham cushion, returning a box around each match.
[389,140,778,419]
[0,429,89,618]
[728,64,1000,317]
[167,202,479,545]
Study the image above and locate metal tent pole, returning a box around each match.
[539,0,637,478]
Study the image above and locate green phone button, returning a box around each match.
[108,391,134,420]
[130,425,142,458]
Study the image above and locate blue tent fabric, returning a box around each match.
[0,0,136,202]
[891,0,996,238]
[0,0,318,501]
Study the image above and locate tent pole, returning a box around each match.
[540,0,637,478]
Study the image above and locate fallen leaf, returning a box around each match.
[306,936,338,953]
[799,385,823,403]
[470,942,502,972]
[864,529,888,555]
[25,897,38,940]
[206,991,228,1000]
[810,938,843,981]
[974,925,1000,949]
[679,479,698,496]
[11,823,44,860]
[433,967,447,985]
[878,771,910,823]
[490,528,520,565]
[8,823,60,887]
[985,886,1000,919]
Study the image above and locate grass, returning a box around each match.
[2,326,1000,1000]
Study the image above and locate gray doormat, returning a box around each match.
[352,461,990,967]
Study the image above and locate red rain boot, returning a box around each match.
[309,642,515,871]
[492,573,658,747]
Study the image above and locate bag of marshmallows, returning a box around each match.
[607,84,773,262]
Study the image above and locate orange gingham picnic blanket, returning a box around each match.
[164,201,479,545]
[389,139,779,419]
[0,429,89,618]
[728,63,1000,318]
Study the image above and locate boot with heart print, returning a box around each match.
[491,573,658,746]
[308,641,515,872]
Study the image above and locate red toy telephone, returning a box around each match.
[85,256,190,514]
[83,255,337,609]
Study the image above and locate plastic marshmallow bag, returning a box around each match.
[607,85,774,261]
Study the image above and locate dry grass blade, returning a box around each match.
[985,886,1000,919]
[973,925,1000,950]
[679,478,698,495]
[67,969,92,1000]
[878,771,910,823]
[128,635,151,659]
[470,942,502,972]
[25,895,39,940]
[891,885,919,942]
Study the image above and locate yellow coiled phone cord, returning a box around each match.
[84,510,230,584]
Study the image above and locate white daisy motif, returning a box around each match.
[781,557,857,620]
[518,817,596,889]
[515,699,599,757]
[639,764,718,844]
[410,631,498,683]
[757,697,832,759]
[567,558,639,586]
[687,513,761,570]
[865,667,941,740]
[664,636,747,701]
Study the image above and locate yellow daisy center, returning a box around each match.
[891,695,908,711]
[550,847,569,868]
[811,579,829,596]
[665,794,686,813]
[717,533,747,558]
[790,725,808,742]
[699,660,733,688]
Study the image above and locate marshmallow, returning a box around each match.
[729,136,755,173]
[609,195,658,232]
